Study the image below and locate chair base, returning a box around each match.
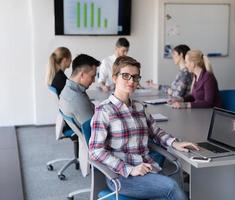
[46,158,79,180]
[98,189,140,200]
[67,188,91,200]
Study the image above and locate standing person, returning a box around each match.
[59,54,100,126]
[170,50,221,108]
[46,47,72,97]
[147,44,192,97]
[89,56,198,199]
[98,37,130,92]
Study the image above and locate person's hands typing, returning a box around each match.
[172,141,199,152]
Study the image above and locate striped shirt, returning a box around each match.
[89,94,175,177]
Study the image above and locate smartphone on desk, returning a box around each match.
[190,156,211,162]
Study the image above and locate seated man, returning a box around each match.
[59,54,100,126]
[98,37,130,92]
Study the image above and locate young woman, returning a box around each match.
[170,50,221,109]
[89,56,198,199]
[46,47,72,96]
[147,44,192,97]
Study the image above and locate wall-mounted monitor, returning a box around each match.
[54,0,131,35]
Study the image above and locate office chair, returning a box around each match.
[60,109,183,200]
[219,90,235,112]
[46,85,79,180]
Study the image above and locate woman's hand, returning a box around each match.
[130,163,153,176]
[167,88,173,95]
[171,102,182,109]
[100,85,110,93]
[171,102,191,109]
[167,96,183,105]
[145,80,159,89]
[172,141,199,152]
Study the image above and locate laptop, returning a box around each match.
[191,107,235,158]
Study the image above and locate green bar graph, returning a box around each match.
[104,18,107,28]
[76,2,80,27]
[84,2,87,28]
[76,1,108,29]
[97,7,101,28]
[90,2,94,28]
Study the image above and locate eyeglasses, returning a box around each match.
[117,72,141,82]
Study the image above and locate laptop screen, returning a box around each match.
[208,108,235,151]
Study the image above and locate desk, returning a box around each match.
[87,89,235,199]
[147,104,235,200]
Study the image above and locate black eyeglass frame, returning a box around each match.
[117,72,141,82]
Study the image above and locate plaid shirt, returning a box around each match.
[89,95,175,177]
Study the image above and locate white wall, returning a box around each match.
[1,0,235,126]
[0,0,34,126]
[0,0,158,126]
[156,0,235,90]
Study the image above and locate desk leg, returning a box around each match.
[190,165,235,200]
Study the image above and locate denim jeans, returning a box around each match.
[106,173,187,200]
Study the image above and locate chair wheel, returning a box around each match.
[75,163,80,170]
[47,164,54,171]
[58,174,66,180]
[67,196,74,200]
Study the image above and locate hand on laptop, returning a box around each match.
[172,141,199,152]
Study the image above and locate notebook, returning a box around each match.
[191,108,235,158]
[150,113,168,122]
[144,98,169,105]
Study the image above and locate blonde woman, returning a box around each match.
[170,50,220,108]
[46,47,72,96]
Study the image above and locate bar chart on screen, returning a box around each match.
[64,0,119,34]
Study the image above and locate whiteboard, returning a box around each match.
[164,3,230,57]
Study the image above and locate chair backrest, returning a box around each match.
[59,109,110,199]
[219,90,235,112]
[48,85,58,96]
[48,85,64,140]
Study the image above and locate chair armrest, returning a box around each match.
[148,143,177,163]
[149,143,182,177]
[89,159,119,180]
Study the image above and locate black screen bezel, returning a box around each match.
[208,107,235,151]
[54,0,131,36]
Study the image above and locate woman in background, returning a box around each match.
[170,50,220,108]
[46,47,72,96]
[147,44,192,97]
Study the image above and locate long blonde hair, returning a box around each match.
[45,47,71,85]
[186,50,213,73]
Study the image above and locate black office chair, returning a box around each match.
[46,85,79,180]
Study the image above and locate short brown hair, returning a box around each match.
[112,56,141,76]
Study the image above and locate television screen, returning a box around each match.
[54,0,131,35]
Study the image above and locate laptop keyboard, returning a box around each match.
[197,142,229,153]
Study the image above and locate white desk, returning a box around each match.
[147,104,235,200]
